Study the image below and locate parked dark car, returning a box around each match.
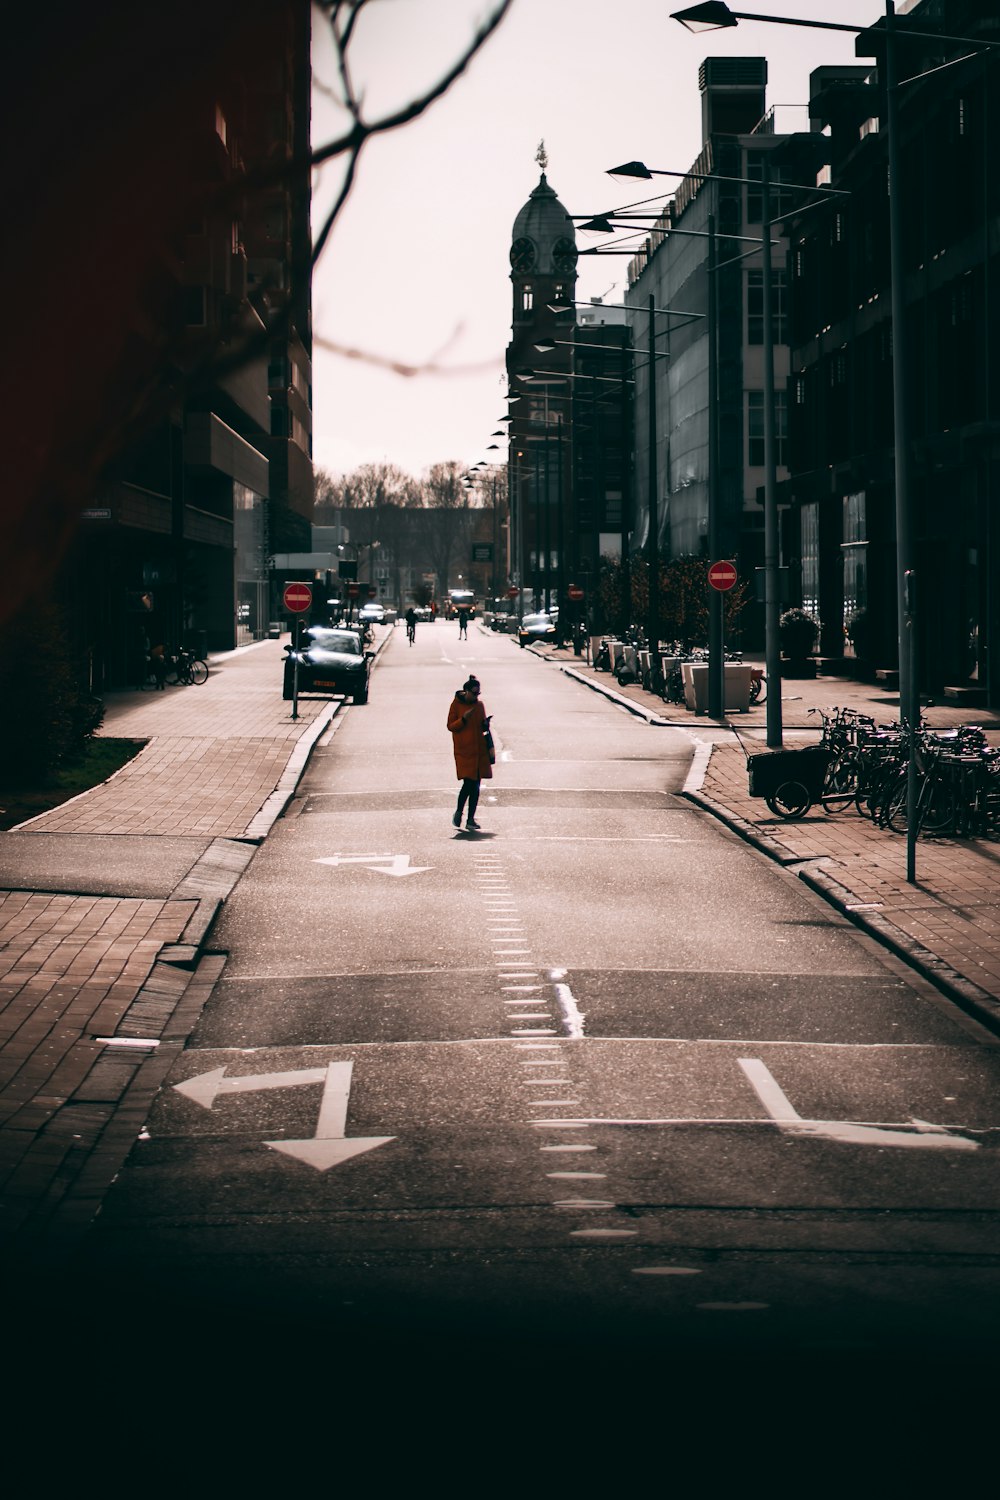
[283,627,373,703]
[518,612,557,648]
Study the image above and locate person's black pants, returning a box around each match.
[456,778,480,820]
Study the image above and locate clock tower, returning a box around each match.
[506,141,578,354]
[506,143,578,614]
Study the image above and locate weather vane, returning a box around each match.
[535,139,548,172]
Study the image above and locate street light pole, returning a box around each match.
[707,209,724,719]
[882,0,918,881]
[647,294,661,679]
[760,153,783,747]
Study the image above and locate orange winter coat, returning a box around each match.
[447,692,493,780]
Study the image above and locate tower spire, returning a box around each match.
[535,139,548,173]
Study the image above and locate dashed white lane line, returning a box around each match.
[548,1172,607,1180]
[539,1143,597,1153]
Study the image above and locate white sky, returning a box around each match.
[310,0,884,480]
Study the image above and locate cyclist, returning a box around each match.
[405,606,417,646]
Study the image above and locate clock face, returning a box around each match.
[510,236,536,274]
[553,237,578,273]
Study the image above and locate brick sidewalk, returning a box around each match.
[0,639,342,1255]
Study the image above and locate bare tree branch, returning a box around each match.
[314,333,502,379]
[308,0,514,268]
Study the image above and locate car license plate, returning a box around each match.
[313,679,338,688]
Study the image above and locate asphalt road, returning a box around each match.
[73,622,1000,1370]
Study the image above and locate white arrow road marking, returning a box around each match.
[737,1057,979,1151]
[173,1066,327,1110]
[314,853,431,877]
[266,1061,395,1171]
[173,1060,395,1171]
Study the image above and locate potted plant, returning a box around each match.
[779,607,820,678]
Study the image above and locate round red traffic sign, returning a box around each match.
[707,560,738,592]
[505,586,519,599]
[283,581,313,612]
[567,585,584,601]
[347,583,360,598]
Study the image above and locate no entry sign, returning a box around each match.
[707,560,738,592]
[283,581,313,612]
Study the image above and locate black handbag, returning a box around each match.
[483,725,496,763]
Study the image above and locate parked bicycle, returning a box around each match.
[141,645,208,688]
[751,704,1000,838]
[167,646,209,685]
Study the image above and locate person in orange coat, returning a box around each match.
[447,675,492,830]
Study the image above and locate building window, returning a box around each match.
[270,406,287,438]
[842,491,868,645]
[747,389,787,467]
[843,490,866,544]
[747,268,788,344]
[522,285,533,313]
[800,501,820,621]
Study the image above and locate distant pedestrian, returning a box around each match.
[405,606,417,645]
[457,607,470,640]
[447,675,492,831]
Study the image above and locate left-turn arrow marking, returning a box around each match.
[314,853,431,877]
[173,1060,396,1172]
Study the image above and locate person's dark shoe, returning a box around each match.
[452,811,462,828]
[466,818,481,831]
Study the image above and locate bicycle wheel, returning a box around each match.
[749,674,766,705]
[821,751,859,814]
[188,658,209,685]
[765,780,812,819]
